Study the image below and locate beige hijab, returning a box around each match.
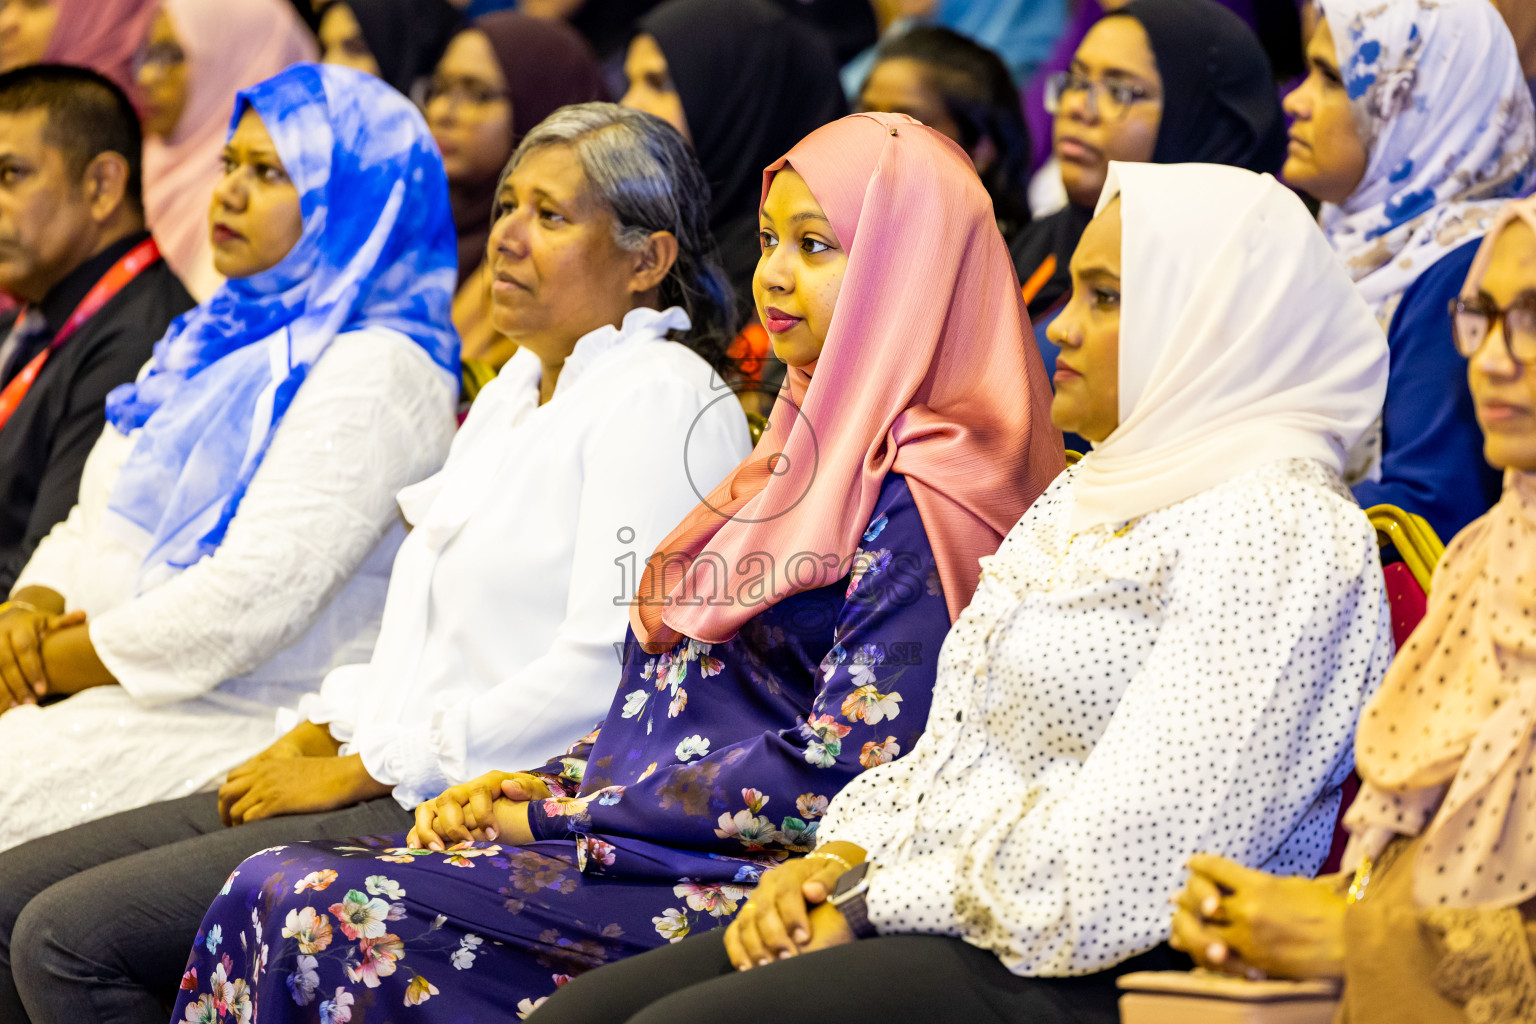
[1346,198,1536,909]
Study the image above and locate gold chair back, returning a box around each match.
[1365,504,1445,594]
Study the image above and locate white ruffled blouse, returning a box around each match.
[288,306,754,809]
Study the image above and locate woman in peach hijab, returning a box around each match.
[136,0,317,298]
[1172,194,1536,1024]
[164,111,1062,1021]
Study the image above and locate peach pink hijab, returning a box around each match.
[41,0,159,107]
[142,0,317,299]
[633,112,1063,653]
[1345,196,1536,910]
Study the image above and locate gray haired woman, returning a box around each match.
[0,102,754,1024]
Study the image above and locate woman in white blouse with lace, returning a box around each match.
[529,162,1397,1024]
[0,103,750,1024]
[0,65,459,854]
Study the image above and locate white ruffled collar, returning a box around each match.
[551,305,690,400]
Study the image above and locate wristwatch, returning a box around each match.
[826,861,879,939]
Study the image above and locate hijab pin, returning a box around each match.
[889,126,899,136]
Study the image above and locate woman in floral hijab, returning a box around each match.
[1283,0,1536,542]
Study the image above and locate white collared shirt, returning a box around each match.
[291,306,753,808]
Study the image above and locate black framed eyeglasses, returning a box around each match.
[1043,71,1158,122]
[1449,295,1536,364]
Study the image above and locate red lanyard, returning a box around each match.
[0,237,161,433]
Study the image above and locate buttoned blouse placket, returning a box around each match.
[955,519,1137,774]
[872,515,1139,866]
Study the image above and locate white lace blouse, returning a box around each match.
[288,306,754,809]
[817,458,1396,976]
[15,326,457,717]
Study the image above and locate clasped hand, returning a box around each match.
[1170,853,1348,982]
[407,770,552,851]
[0,605,83,712]
[218,724,391,826]
[723,841,866,971]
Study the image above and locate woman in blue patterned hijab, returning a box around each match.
[104,62,459,588]
[0,61,462,856]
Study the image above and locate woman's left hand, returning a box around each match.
[727,897,855,971]
[33,614,116,698]
[1170,853,1347,981]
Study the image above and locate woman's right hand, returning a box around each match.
[408,770,552,850]
[0,604,52,711]
[725,841,867,969]
[0,587,68,712]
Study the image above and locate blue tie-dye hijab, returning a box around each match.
[103,63,459,589]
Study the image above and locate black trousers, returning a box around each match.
[532,925,1186,1024]
[0,791,412,1024]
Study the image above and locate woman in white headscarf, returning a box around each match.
[527,161,1395,1024]
[1283,0,1536,541]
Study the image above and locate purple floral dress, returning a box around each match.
[170,473,951,1022]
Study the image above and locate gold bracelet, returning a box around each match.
[1346,856,1374,905]
[0,599,42,617]
[806,850,854,873]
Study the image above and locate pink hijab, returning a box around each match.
[633,112,1063,653]
[41,0,159,106]
[141,0,316,299]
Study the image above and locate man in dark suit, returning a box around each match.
[0,65,194,590]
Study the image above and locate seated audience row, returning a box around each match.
[0,65,756,1023]
[0,2,1530,1024]
[161,108,1069,1024]
[1018,0,1533,542]
[530,158,1397,1024]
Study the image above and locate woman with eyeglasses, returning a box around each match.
[135,0,316,300]
[1170,193,1536,1024]
[1012,0,1286,326]
[1283,0,1535,543]
[425,12,605,369]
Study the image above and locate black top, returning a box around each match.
[0,231,195,591]
[1011,203,1094,321]
[572,0,875,63]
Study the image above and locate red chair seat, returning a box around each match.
[1319,558,1431,875]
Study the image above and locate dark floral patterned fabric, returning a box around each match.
[170,473,952,1021]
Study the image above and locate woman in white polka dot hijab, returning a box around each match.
[524,162,1396,1024]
